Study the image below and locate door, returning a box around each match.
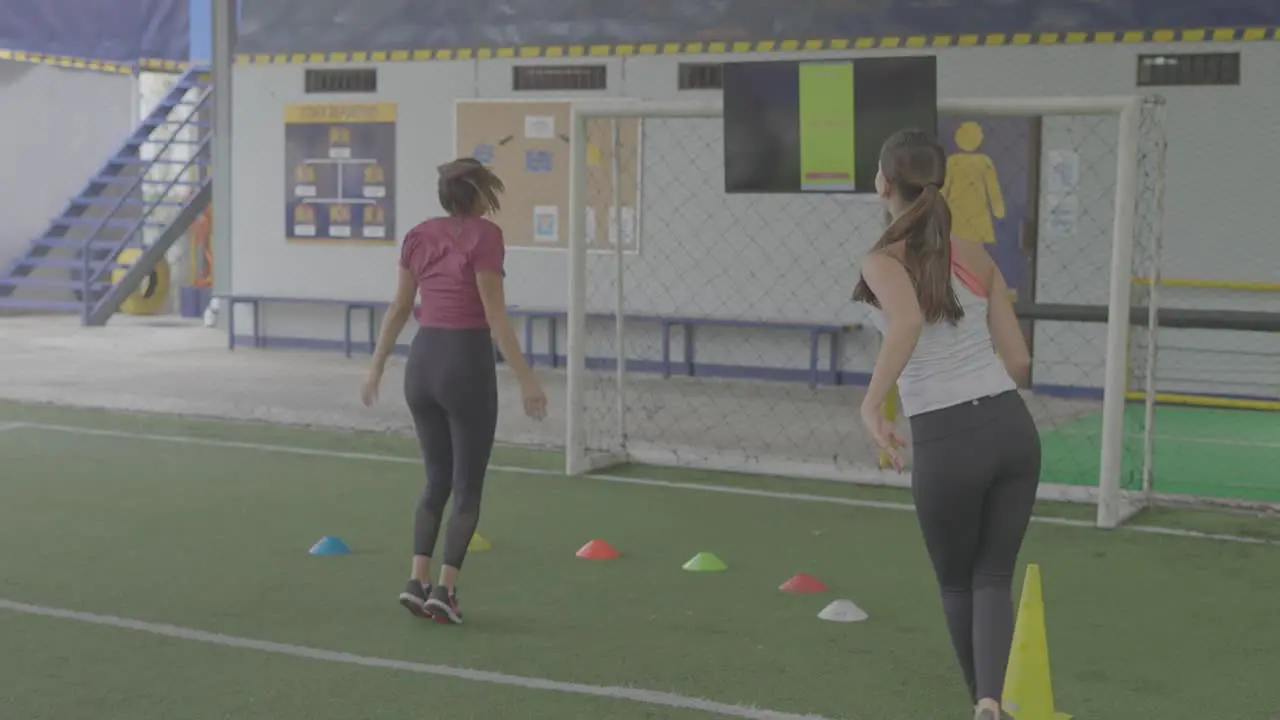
[937,115,1039,377]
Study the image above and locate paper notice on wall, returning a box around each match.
[533,205,559,243]
[586,143,602,167]
[1046,149,1080,194]
[1044,193,1079,237]
[584,205,597,244]
[524,115,555,140]
[607,206,637,247]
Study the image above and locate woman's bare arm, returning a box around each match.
[371,266,418,370]
[860,251,925,413]
[985,264,1031,386]
[475,271,537,387]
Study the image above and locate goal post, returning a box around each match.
[565,95,1165,528]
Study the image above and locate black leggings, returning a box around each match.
[909,390,1041,704]
[404,326,498,570]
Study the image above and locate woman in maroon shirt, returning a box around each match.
[362,158,546,625]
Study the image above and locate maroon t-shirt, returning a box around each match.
[399,216,505,329]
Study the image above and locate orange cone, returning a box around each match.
[779,573,828,593]
[576,539,620,560]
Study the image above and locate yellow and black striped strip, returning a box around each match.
[138,57,195,71]
[233,26,1279,65]
[0,49,192,73]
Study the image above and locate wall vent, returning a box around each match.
[1137,52,1240,87]
[678,63,723,90]
[305,68,378,94]
[512,65,607,91]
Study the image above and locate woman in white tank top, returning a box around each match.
[853,129,1042,720]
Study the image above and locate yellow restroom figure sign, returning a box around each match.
[943,121,1006,244]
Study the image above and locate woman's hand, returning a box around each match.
[861,402,906,472]
[361,365,384,408]
[520,375,547,421]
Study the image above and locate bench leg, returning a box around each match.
[683,324,695,377]
[808,331,821,389]
[344,307,354,358]
[548,318,558,368]
[253,301,263,348]
[661,322,672,378]
[523,317,535,368]
[227,299,236,350]
[829,330,842,386]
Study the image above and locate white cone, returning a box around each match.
[818,599,868,623]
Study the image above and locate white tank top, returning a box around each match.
[865,256,1017,418]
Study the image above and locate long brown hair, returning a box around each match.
[851,129,963,325]
[438,158,505,217]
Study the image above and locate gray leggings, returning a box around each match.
[909,390,1041,703]
[404,327,498,570]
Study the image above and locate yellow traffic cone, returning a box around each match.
[1003,564,1071,720]
[468,533,492,552]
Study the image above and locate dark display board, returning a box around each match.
[724,56,938,194]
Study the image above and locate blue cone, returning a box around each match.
[309,536,351,556]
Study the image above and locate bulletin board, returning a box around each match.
[454,100,642,252]
[284,102,397,244]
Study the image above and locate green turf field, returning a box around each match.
[1040,404,1280,502]
[2,401,1280,719]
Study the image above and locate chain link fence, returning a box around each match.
[564,97,1167,524]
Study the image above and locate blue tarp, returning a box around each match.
[0,0,188,62]
[238,0,1279,54]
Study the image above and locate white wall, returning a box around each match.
[0,62,135,268]
[228,41,1280,398]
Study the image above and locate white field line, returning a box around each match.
[0,422,22,433]
[0,598,833,720]
[8,422,1279,546]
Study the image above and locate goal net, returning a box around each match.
[563,96,1167,529]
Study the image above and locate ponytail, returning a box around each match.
[851,182,964,325]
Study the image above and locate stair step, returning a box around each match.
[0,297,85,312]
[13,257,132,270]
[50,217,168,229]
[1,277,112,290]
[69,197,187,208]
[108,157,208,167]
[91,175,203,186]
[33,238,132,249]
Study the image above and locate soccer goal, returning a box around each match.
[563,95,1167,529]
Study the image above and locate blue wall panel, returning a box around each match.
[190,0,212,62]
[0,0,189,61]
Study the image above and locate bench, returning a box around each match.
[224,295,383,357]
[224,295,510,361]
[507,306,860,389]
[222,296,861,389]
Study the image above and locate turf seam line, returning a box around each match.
[13,422,1278,546]
[0,598,835,720]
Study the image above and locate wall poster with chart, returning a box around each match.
[284,102,397,244]
[454,100,642,252]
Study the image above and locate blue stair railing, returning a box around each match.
[0,65,213,324]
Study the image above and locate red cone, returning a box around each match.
[779,573,827,593]
[576,539,620,560]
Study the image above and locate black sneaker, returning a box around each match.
[425,584,463,625]
[398,579,431,619]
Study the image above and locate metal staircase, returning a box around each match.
[0,65,213,325]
